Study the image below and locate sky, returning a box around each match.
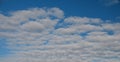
[0,0,120,20]
[0,0,120,62]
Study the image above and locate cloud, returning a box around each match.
[21,21,45,32]
[0,7,120,62]
[100,0,120,6]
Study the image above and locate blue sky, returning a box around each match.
[0,0,120,62]
[0,0,120,20]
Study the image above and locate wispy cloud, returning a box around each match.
[100,0,120,6]
[0,7,120,62]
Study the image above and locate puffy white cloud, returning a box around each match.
[102,23,120,34]
[48,7,64,19]
[0,7,120,62]
[21,21,45,32]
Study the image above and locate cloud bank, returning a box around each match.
[0,7,120,62]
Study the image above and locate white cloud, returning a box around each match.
[21,21,45,32]
[48,7,64,19]
[64,17,102,24]
[0,7,120,62]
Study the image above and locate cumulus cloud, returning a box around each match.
[21,21,45,32]
[0,7,120,62]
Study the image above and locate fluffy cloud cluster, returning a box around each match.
[0,7,120,62]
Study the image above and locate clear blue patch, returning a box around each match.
[43,40,49,45]
[0,38,11,57]
[54,19,65,29]
[80,32,88,37]
[103,30,114,35]
[29,18,36,21]
[107,30,114,35]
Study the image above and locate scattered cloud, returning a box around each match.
[0,7,120,62]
